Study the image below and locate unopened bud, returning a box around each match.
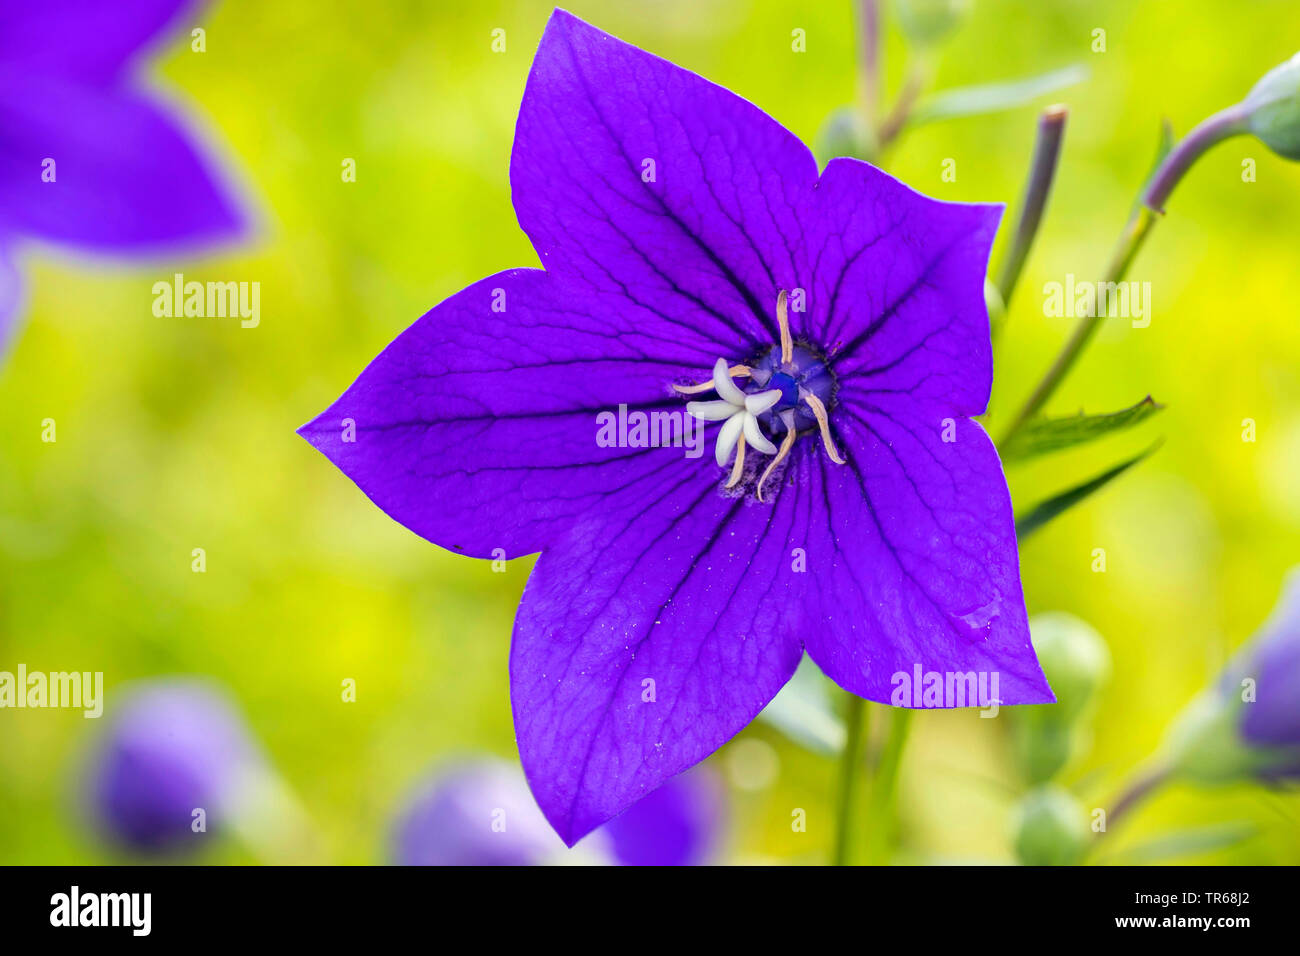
[895,0,971,48]
[1012,785,1088,866]
[1244,52,1300,160]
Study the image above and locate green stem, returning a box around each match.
[832,692,869,865]
[999,206,1157,445]
[995,105,1068,309]
[864,707,914,865]
[877,63,926,149]
[999,103,1250,448]
[1102,763,1171,838]
[857,0,881,130]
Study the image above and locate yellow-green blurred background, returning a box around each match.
[2,0,1298,864]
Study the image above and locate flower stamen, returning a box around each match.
[681,290,845,497]
[686,358,781,475]
[726,433,747,488]
[673,364,751,395]
[757,410,797,502]
[776,289,793,365]
[803,392,846,465]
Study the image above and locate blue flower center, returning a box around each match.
[674,290,846,501]
[747,344,836,436]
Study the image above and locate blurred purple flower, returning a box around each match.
[601,766,723,866]
[392,759,722,866]
[0,0,247,346]
[302,8,1049,845]
[1232,570,1300,770]
[86,679,258,854]
[1167,570,1300,784]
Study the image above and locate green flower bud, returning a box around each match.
[1011,614,1110,783]
[895,0,971,48]
[1016,717,1073,785]
[1011,785,1089,866]
[1029,612,1111,723]
[814,106,878,163]
[1244,52,1300,160]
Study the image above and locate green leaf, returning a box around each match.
[1001,396,1164,462]
[1015,443,1160,538]
[758,657,845,755]
[909,64,1089,127]
[1111,822,1257,864]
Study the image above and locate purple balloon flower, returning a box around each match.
[86,679,259,854]
[392,759,721,866]
[301,9,1051,844]
[0,0,247,345]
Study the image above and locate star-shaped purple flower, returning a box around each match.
[301,9,1052,845]
[0,0,246,346]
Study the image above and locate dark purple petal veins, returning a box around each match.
[511,449,806,845]
[800,401,1051,705]
[298,269,725,559]
[512,10,819,352]
[798,158,1001,418]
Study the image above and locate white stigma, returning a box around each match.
[686,358,780,468]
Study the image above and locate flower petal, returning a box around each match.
[0,79,244,251]
[0,245,20,354]
[685,400,735,422]
[800,396,1053,706]
[742,413,778,455]
[0,0,197,85]
[711,357,746,406]
[511,9,819,354]
[800,158,1001,417]
[714,413,744,467]
[744,388,782,416]
[511,456,805,845]
[299,269,722,559]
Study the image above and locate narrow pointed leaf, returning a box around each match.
[1015,443,1160,538]
[1001,396,1164,462]
[910,65,1089,127]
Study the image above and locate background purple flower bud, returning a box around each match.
[391,758,724,866]
[85,678,260,854]
[391,760,567,866]
[1168,571,1300,784]
[1232,569,1300,754]
[601,767,724,866]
